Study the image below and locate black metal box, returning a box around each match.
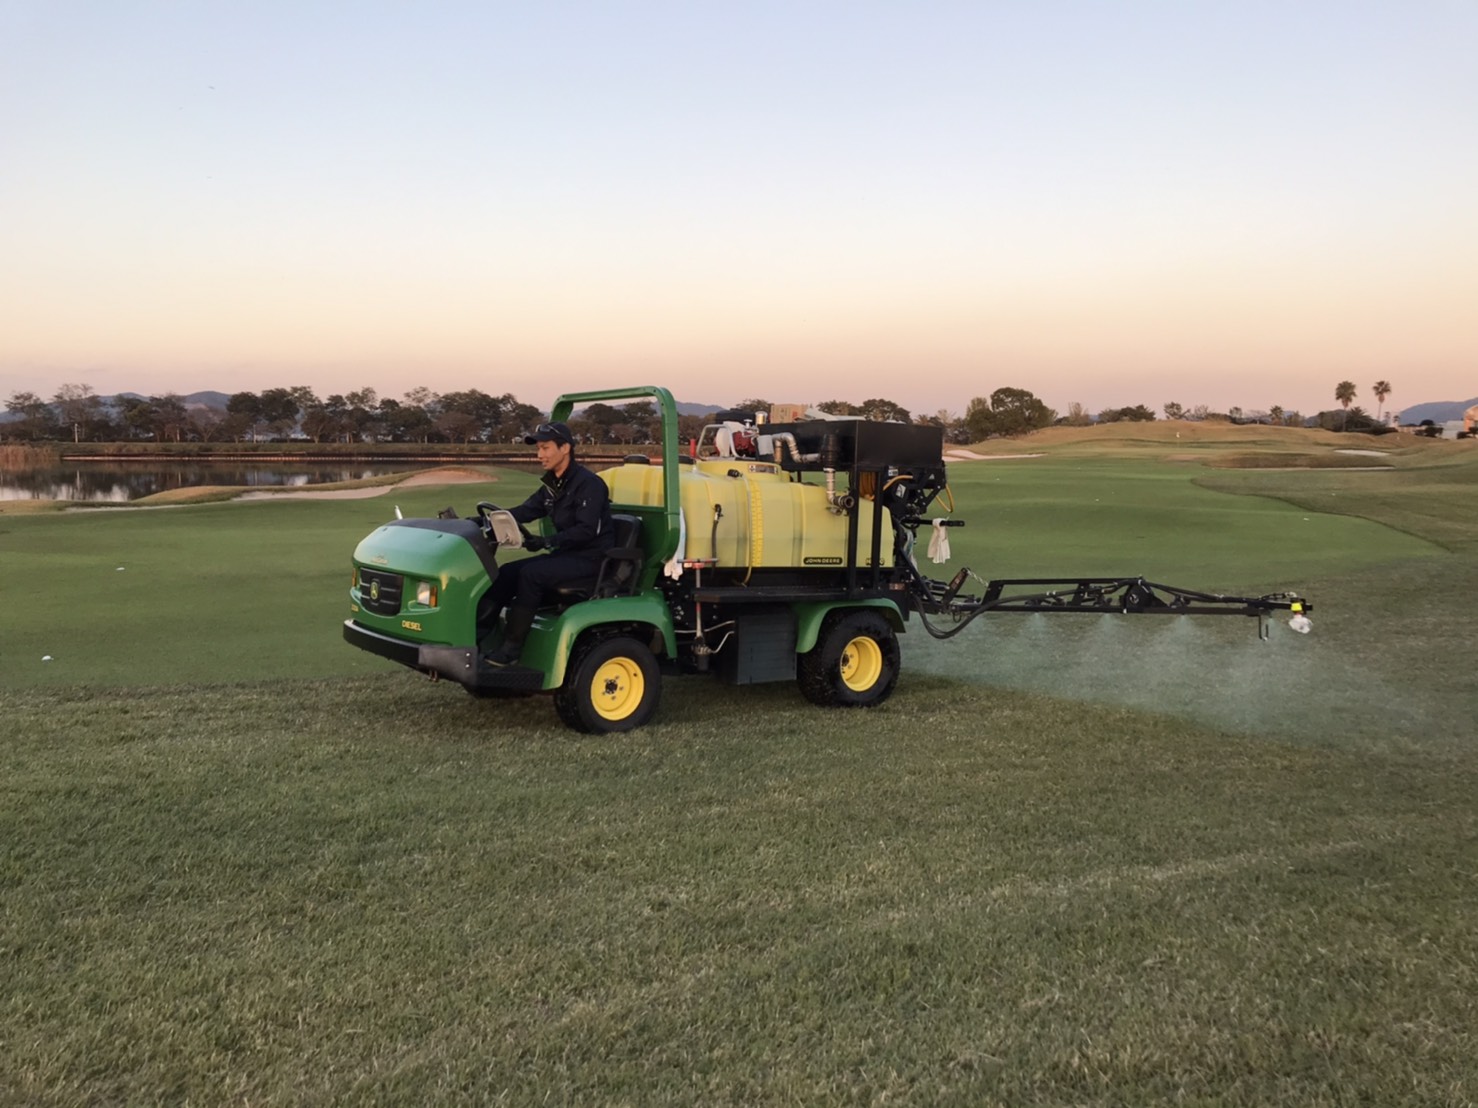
[764,419,944,470]
[717,609,798,685]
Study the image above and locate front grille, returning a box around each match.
[358,568,403,615]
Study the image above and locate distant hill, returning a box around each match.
[181,390,232,410]
[0,388,232,423]
[110,390,232,410]
[1398,397,1478,424]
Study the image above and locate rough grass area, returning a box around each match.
[1,444,61,467]
[3,676,1475,1106]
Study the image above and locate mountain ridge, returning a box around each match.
[1396,398,1478,424]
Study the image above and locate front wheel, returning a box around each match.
[798,610,900,709]
[554,635,661,733]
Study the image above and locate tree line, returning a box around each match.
[3,378,1400,446]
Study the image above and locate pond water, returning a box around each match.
[0,461,434,503]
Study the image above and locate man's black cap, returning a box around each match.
[524,421,574,446]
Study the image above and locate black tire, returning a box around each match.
[798,609,900,709]
[554,635,661,733]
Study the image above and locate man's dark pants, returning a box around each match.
[480,549,606,629]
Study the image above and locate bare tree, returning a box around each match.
[5,391,57,440]
[188,406,226,442]
[151,394,189,442]
[53,383,101,442]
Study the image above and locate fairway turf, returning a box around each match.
[3,677,1475,1105]
[2,436,1476,1103]
[0,472,542,688]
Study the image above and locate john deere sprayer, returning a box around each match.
[344,385,1311,732]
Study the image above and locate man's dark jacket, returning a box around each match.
[509,462,615,556]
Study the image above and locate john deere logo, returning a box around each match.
[804,556,843,565]
[370,579,381,601]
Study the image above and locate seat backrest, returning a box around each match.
[610,512,643,550]
[592,513,646,598]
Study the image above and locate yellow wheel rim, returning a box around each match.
[839,636,884,692]
[590,657,645,721]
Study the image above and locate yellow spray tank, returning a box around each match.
[602,457,879,569]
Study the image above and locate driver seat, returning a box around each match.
[549,513,646,606]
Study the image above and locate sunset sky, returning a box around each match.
[3,1,1476,420]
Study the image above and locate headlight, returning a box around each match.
[415,581,438,607]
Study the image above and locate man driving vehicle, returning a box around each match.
[484,420,615,666]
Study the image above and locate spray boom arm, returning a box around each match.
[907,561,1312,642]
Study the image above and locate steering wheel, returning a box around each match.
[474,501,502,542]
[475,502,539,546]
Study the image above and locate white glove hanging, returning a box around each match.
[927,518,951,564]
[663,509,688,580]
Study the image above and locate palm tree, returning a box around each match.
[1335,380,1357,430]
[1373,380,1392,423]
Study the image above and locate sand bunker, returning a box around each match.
[945,450,1044,461]
[394,466,495,487]
[236,487,390,501]
[235,466,493,501]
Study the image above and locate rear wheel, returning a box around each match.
[555,634,661,733]
[798,609,900,708]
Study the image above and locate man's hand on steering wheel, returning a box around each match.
[473,502,505,542]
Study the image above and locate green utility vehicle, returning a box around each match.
[344,385,1311,732]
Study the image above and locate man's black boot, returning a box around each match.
[488,606,536,667]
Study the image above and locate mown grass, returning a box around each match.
[3,432,1477,1104]
[0,473,541,688]
[1206,452,1393,469]
[3,676,1475,1106]
[988,420,1445,460]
